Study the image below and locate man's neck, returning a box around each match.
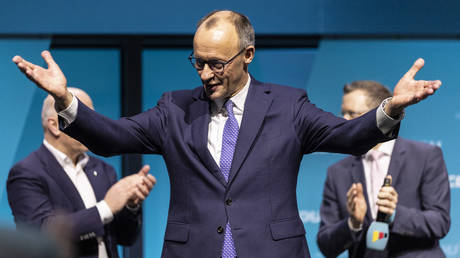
[44,136,81,166]
[229,73,249,98]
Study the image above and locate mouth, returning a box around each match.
[205,83,221,92]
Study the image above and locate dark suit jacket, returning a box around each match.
[317,138,450,258]
[7,144,141,258]
[62,77,394,258]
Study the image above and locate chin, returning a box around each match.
[206,91,225,101]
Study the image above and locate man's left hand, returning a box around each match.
[386,58,441,117]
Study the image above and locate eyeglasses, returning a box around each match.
[188,48,246,74]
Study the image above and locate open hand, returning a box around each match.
[12,50,72,110]
[346,182,367,228]
[104,165,157,214]
[386,58,441,117]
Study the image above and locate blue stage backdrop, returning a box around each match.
[0,39,51,226]
[0,39,458,258]
[2,0,460,35]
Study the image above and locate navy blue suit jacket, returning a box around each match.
[317,138,450,258]
[62,78,395,257]
[7,144,141,258]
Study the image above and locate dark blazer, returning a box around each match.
[62,78,394,258]
[317,138,450,258]
[7,144,141,258]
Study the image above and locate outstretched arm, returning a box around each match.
[296,58,441,155]
[13,51,167,156]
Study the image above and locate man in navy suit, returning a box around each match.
[7,88,157,258]
[12,10,442,258]
[317,80,450,257]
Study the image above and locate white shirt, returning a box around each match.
[43,140,113,258]
[207,76,250,165]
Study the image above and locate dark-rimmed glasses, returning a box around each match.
[188,48,246,75]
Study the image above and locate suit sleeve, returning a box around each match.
[390,146,451,239]
[7,164,106,240]
[294,92,397,155]
[317,167,364,258]
[61,93,170,157]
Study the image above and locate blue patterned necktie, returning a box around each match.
[220,100,238,257]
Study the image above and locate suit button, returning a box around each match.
[225,198,233,206]
[225,198,232,206]
[217,226,224,234]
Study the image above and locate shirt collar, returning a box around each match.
[212,74,251,114]
[43,139,89,169]
[365,139,396,158]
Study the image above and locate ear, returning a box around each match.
[47,118,61,137]
[243,46,255,65]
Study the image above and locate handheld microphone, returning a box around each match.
[366,176,391,251]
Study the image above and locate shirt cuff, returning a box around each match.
[57,92,78,128]
[96,200,114,225]
[348,217,363,232]
[376,97,404,136]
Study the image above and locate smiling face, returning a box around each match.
[193,18,253,101]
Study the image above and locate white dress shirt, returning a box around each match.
[207,76,250,165]
[43,140,113,258]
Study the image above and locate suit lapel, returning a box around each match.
[349,155,374,222]
[83,158,107,202]
[37,145,86,210]
[228,79,273,185]
[387,138,404,185]
[190,90,227,187]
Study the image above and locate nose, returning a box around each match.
[200,63,215,81]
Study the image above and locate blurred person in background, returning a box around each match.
[317,81,450,257]
[7,88,157,258]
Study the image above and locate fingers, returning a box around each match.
[13,56,38,74]
[137,164,150,176]
[346,184,356,209]
[137,181,151,196]
[355,182,363,194]
[377,186,398,214]
[404,58,425,79]
[377,204,395,215]
[347,183,365,212]
[411,80,441,103]
[142,174,156,190]
[41,50,58,69]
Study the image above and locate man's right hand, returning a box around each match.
[12,50,72,111]
[104,165,157,215]
[346,183,367,229]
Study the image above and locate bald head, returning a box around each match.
[196,10,255,49]
[41,88,93,131]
